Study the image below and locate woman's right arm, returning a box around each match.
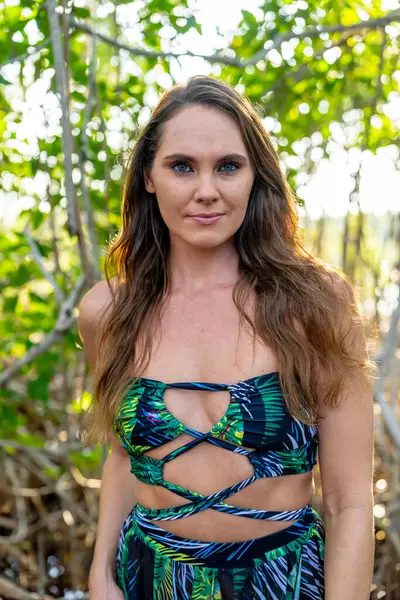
[78,281,135,599]
[88,437,136,598]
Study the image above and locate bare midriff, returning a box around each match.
[132,433,314,543]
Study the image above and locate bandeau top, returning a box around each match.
[113,372,319,522]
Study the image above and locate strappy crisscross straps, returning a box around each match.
[114,375,319,522]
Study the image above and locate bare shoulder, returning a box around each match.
[79,278,118,321]
[78,277,119,366]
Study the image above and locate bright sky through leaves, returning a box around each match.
[178,0,400,218]
[0,0,399,225]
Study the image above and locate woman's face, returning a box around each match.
[144,105,255,249]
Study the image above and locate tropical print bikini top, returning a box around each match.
[113,372,319,523]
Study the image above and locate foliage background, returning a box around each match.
[0,0,400,598]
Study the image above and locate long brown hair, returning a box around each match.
[84,75,377,445]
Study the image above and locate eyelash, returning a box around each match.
[170,161,241,174]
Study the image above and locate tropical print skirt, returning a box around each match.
[115,504,325,599]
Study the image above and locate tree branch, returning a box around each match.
[46,0,78,237]
[71,10,400,68]
[0,576,53,600]
[79,34,101,281]
[249,9,400,64]
[0,276,86,385]
[263,34,355,103]
[0,459,28,545]
[23,223,64,305]
[71,19,244,66]
[0,38,50,69]
[2,10,400,74]
[48,3,98,287]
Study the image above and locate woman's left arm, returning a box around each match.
[316,281,375,600]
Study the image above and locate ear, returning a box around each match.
[144,170,156,194]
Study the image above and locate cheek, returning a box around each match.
[155,175,188,207]
[228,181,252,212]
[156,192,187,229]
[238,175,255,195]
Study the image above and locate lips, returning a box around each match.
[190,213,224,224]
[191,213,223,218]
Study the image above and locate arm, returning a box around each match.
[78,281,136,596]
[89,436,136,586]
[316,281,375,600]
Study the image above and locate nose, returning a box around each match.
[193,173,219,204]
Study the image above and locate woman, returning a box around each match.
[79,75,376,600]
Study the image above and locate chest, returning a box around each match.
[129,289,278,433]
[136,288,278,384]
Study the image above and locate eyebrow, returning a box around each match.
[162,153,249,163]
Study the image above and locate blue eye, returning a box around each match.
[171,162,240,174]
[172,162,192,173]
[221,162,240,173]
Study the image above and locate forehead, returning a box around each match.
[157,105,248,155]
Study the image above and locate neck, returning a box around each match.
[167,235,240,295]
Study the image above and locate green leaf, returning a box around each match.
[15,432,45,448]
[241,9,258,25]
[29,291,49,305]
[28,378,49,404]
[1,405,18,430]
[30,208,46,230]
[3,294,19,312]
[0,74,11,85]
[73,7,91,19]
[44,465,61,479]
[8,264,32,287]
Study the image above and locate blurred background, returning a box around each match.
[0,0,399,598]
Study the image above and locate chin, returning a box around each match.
[183,232,233,249]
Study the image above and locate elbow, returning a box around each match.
[323,489,374,518]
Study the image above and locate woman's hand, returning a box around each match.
[89,572,125,600]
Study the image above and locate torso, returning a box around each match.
[125,284,314,542]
